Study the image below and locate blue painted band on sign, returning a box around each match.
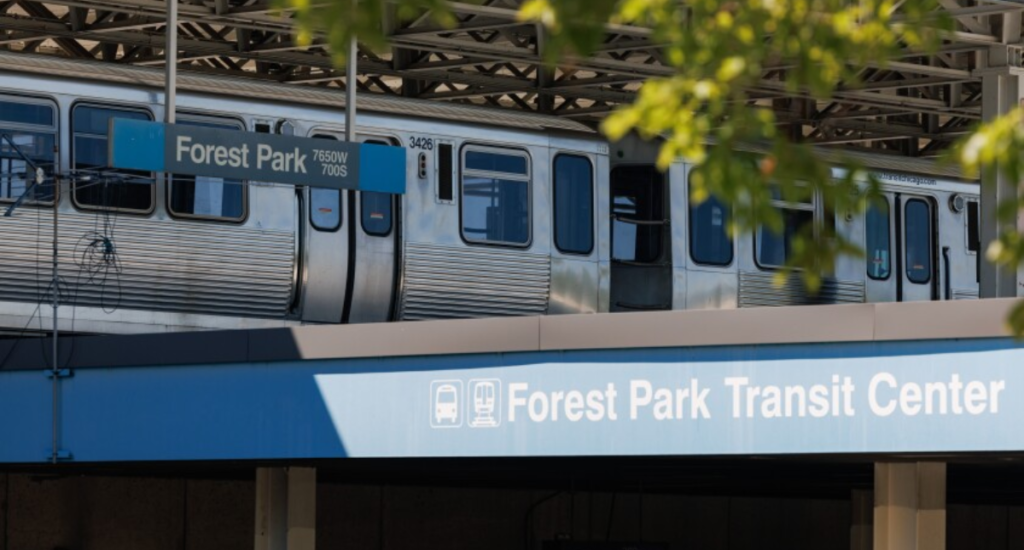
[108,118,165,172]
[359,142,406,195]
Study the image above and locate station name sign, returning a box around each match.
[108,119,405,194]
[313,341,1024,458]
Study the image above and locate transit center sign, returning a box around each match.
[313,340,1024,458]
[107,119,405,193]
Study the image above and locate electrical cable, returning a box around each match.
[0,136,148,372]
[0,156,253,368]
[0,173,130,370]
[0,156,57,370]
[72,179,125,315]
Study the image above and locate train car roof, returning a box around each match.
[0,51,976,181]
[733,142,974,182]
[0,50,596,136]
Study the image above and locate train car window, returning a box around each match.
[0,98,56,204]
[465,151,528,175]
[461,147,530,246]
[438,143,454,202]
[553,154,593,255]
[905,198,932,284]
[168,117,246,221]
[361,191,392,236]
[310,134,341,231]
[311,188,341,231]
[967,200,980,284]
[0,102,53,126]
[72,104,153,212]
[756,210,813,268]
[755,187,815,269]
[611,166,664,263]
[966,200,980,253]
[689,182,732,266]
[360,139,393,237]
[865,198,891,280]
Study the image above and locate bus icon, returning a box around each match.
[436,385,459,423]
[468,379,501,428]
[430,380,463,428]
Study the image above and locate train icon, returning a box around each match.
[469,379,501,428]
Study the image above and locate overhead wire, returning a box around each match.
[0,170,135,370]
[0,178,53,369]
[74,174,126,314]
[1,147,280,369]
[0,134,58,368]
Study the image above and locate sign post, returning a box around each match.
[346,35,357,144]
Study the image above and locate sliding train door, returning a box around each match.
[609,165,672,312]
[898,194,938,301]
[864,190,948,303]
[863,193,896,302]
[345,137,399,323]
[300,131,400,323]
[299,132,350,322]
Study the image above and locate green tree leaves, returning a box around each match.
[568,0,950,293]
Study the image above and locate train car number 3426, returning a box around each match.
[409,137,434,150]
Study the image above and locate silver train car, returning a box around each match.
[0,52,980,335]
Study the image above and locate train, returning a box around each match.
[0,51,980,335]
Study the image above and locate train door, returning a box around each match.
[863,193,896,302]
[299,132,350,322]
[897,193,938,302]
[548,148,600,314]
[609,165,672,311]
[346,137,399,323]
[682,164,738,309]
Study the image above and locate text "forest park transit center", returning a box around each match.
[505,373,1006,423]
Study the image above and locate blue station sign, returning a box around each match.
[1,338,1024,462]
[108,119,406,193]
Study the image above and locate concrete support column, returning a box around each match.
[980,70,1023,298]
[873,462,946,550]
[254,467,316,550]
[979,20,1024,298]
[850,489,872,550]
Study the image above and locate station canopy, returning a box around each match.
[0,0,1014,157]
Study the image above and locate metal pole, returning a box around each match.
[165,0,177,124]
[50,174,58,464]
[346,36,356,142]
